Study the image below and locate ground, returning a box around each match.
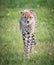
[0,0,54,65]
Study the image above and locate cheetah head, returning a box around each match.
[20,9,36,26]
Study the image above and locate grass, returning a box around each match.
[0,0,54,65]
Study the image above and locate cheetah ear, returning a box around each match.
[20,11,24,15]
[30,10,33,13]
[21,12,23,14]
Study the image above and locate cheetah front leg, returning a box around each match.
[22,33,31,58]
[30,34,36,55]
[24,43,30,58]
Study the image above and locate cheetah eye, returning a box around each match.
[30,16,32,18]
[24,16,26,18]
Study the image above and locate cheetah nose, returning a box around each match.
[27,21,29,23]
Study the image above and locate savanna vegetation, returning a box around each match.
[0,0,54,65]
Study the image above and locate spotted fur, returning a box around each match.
[20,9,37,58]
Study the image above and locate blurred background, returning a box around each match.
[0,0,54,65]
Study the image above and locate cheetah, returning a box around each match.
[20,9,37,58]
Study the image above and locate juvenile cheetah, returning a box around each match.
[20,9,37,58]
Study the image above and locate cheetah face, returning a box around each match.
[21,9,35,26]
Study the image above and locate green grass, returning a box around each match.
[0,0,54,65]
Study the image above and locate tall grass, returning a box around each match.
[0,0,54,65]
